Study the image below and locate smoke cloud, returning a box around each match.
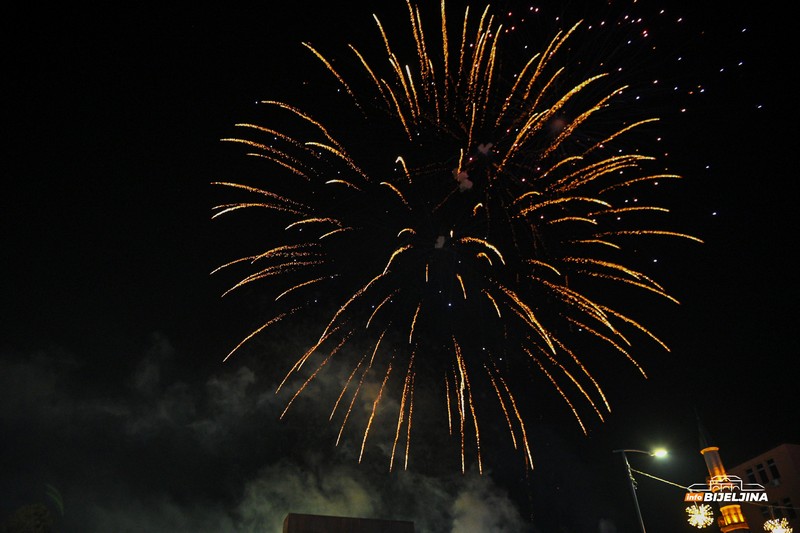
[1,332,541,532]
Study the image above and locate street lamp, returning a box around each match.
[612,448,668,533]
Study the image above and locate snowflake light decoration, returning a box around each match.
[764,518,793,533]
[686,504,714,528]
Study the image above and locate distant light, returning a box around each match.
[652,448,668,458]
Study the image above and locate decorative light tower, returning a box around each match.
[697,414,751,532]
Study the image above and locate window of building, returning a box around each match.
[756,463,769,484]
[767,458,780,479]
[746,468,757,484]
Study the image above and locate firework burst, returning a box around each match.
[212,0,701,472]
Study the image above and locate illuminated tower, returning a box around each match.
[698,415,751,532]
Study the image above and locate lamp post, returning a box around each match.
[612,448,667,533]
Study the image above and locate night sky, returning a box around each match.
[3,2,796,532]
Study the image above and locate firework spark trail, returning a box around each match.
[221,260,323,297]
[211,182,309,217]
[275,275,331,301]
[336,330,386,446]
[276,325,342,392]
[279,331,354,420]
[390,349,416,471]
[403,372,415,471]
[408,303,421,343]
[367,291,398,329]
[551,336,611,413]
[360,361,393,463]
[525,346,588,435]
[221,308,300,363]
[453,337,482,474]
[213,0,703,471]
[330,357,365,421]
[211,243,318,277]
[495,371,534,469]
[485,364,517,449]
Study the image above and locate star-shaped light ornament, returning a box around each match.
[764,518,793,533]
[686,504,714,528]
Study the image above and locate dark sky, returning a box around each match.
[2,2,796,532]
